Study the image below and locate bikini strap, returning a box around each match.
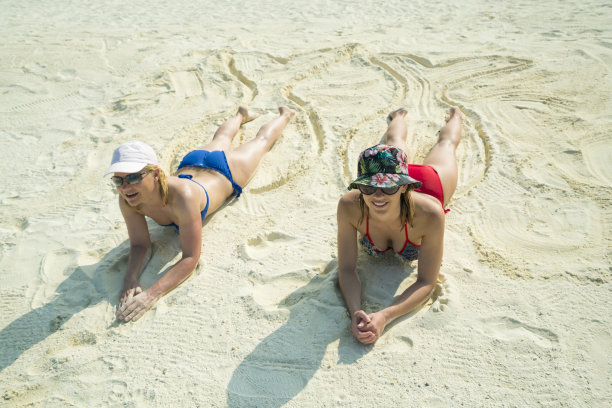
[202,188,209,218]
[178,174,210,220]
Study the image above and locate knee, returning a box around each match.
[436,135,460,149]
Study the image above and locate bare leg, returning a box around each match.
[226,107,295,187]
[423,107,462,206]
[201,106,260,152]
[384,108,411,156]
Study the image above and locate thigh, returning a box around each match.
[422,142,458,205]
[224,138,270,187]
[198,140,230,153]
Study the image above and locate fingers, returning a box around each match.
[352,322,376,343]
[123,303,145,322]
[353,310,371,329]
[117,287,144,321]
[352,328,377,344]
[360,335,377,344]
[119,287,133,304]
[116,288,154,322]
[361,322,377,333]
[353,310,370,321]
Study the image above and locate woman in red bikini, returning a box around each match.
[106,106,294,322]
[337,107,462,344]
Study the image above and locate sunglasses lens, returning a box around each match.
[111,176,123,187]
[382,186,400,195]
[358,185,377,195]
[111,172,146,187]
[358,185,401,195]
[125,173,144,184]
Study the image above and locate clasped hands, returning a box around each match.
[351,310,387,344]
[117,286,156,322]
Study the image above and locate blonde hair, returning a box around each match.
[122,164,169,209]
[359,188,415,229]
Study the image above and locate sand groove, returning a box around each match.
[1,2,611,404]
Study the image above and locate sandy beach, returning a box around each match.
[1,0,610,406]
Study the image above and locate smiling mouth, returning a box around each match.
[125,192,138,199]
[371,201,387,208]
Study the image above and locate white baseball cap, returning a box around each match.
[104,140,159,176]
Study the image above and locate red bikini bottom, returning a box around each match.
[408,164,449,213]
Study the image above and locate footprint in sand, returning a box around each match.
[477,316,558,348]
[241,231,295,261]
[240,230,336,311]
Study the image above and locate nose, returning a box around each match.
[372,188,384,197]
[117,180,129,189]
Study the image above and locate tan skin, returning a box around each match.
[337,107,462,344]
[114,106,294,322]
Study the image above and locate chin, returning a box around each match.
[123,192,142,206]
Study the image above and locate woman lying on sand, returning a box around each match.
[337,107,461,344]
[105,107,294,322]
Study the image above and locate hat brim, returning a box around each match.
[104,162,149,176]
[348,173,422,191]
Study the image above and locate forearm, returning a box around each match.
[380,279,436,324]
[338,268,362,315]
[125,245,152,283]
[146,256,198,299]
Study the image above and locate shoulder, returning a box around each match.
[167,176,196,201]
[337,190,363,231]
[166,177,201,214]
[337,190,361,217]
[412,192,445,228]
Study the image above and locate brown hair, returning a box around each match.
[122,164,169,209]
[358,188,415,229]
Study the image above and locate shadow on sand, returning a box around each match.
[226,257,420,407]
[0,230,181,374]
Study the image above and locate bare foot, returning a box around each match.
[278,106,295,119]
[445,107,462,125]
[387,108,408,122]
[237,106,260,125]
[438,107,462,144]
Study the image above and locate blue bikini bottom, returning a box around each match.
[177,150,242,197]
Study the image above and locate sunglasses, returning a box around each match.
[111,172,149,187]
[358,185,401,195]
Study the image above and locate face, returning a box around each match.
[113,170,156,206]
[360,185,408,215]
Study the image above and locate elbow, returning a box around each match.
[417,278,437,293]
[182,255,199,273]
[130,243,152,254]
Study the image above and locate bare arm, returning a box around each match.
[117,188,203,322]
[147,215,201,300]
[361,206,444,342]
[337,197,360,314]
[118,196,152,303]
[337,195,377,343]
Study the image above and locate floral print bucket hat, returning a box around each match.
[348,144,422,190]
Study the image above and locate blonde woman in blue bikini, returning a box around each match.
[337,107,462,344]
[106,107,294,322]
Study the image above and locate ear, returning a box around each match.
[401,185,409,194]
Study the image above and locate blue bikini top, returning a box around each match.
[160,174,209,230]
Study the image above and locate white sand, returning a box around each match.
[1,0,610,406]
